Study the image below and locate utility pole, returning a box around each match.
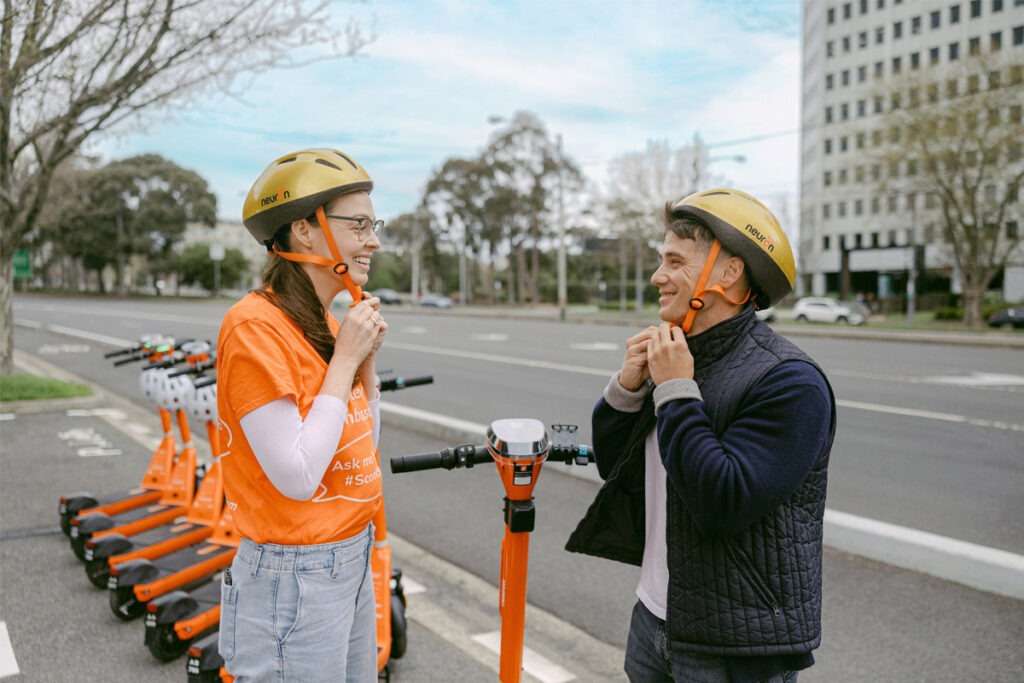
[556,133,567,321]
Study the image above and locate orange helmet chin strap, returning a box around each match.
[270,206,364,303]
[679,240,752,334]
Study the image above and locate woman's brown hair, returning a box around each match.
[255,221,335,364]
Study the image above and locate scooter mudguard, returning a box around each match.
[59,492,99,519]
[85,533,134,561]
[73,512,115,537]
[147,590,199,625]
[108,558,161,589]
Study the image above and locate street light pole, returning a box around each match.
[556,133,567,322]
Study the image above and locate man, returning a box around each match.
[567,188,835,682]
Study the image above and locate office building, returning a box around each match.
[800,0,1024,305]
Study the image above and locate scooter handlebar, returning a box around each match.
[390,439,594,473]
[379,375,434,392]
[390,444,490,473]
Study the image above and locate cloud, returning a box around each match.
[87,0,803,222]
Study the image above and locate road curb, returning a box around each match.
[379,403,1024,602]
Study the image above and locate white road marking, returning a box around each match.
[836,399,1023,432]
[57,426,123,457]
[37,343,91,355]
[472,333,510,341]
[386,341,612,377]
[472,631,576,682]
[46,325,134,347]
[66,409,126,419]
[923,372,1024,387]
[569,342,619,351]
[400,576,426,596]
[825,510,1024,600]
[0,414,14,422]
[0,622,19,678]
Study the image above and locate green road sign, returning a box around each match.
[13,250,31,280]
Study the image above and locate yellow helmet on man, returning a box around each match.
[669,188,796,309]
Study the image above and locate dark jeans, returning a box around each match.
[624,600,799,683]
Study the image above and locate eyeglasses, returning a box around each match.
[324,214,384,241]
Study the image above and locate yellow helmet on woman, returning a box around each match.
[669,188,796,309]
[241,148,373,244]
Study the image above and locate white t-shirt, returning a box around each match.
[636,428,669,620]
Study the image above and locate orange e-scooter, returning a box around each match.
[59,335,177,535]
[69,341,208,560]
[390,420,594,683]
[84,369,221,589]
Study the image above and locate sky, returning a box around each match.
[90,0,803,228]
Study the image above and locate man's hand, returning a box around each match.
[647,323,694,385]
[618,327,658,391]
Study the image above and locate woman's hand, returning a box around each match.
[334,297,382,363]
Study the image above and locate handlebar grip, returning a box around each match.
[379,375,434,392]
[390,452,446,473]
[104,347,137,359]
[112,354,144,366]
[390,444,490,473]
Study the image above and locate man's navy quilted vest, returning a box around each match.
[665,310,833,655]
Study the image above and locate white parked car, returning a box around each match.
[792,297,868,325]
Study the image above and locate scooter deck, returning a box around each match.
[62,487,162,519]
[74,502,189,543]
[118,542,236,602]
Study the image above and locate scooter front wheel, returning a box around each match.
[390,593,408,659]
[110,586,146,621]
[147,623,190,662]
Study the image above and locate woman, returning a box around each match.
[216,148,388,681]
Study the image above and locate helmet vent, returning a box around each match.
[314,158,342,171]
[701,190,730,197]
[333,151,361,170]
[278,156,297,164]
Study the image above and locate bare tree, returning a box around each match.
[875,53,1024,327]
[599,136,729,311]
[0,0,374,374]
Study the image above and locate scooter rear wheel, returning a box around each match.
[147,623,190,661]
[110,586,146,621]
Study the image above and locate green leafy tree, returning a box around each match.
[0,0,374,373]
[174,244,248,292]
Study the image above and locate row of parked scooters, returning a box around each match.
[57,335,426,681]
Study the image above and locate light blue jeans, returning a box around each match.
[219,526,377,682]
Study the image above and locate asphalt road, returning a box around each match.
[12,295,1024,554]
